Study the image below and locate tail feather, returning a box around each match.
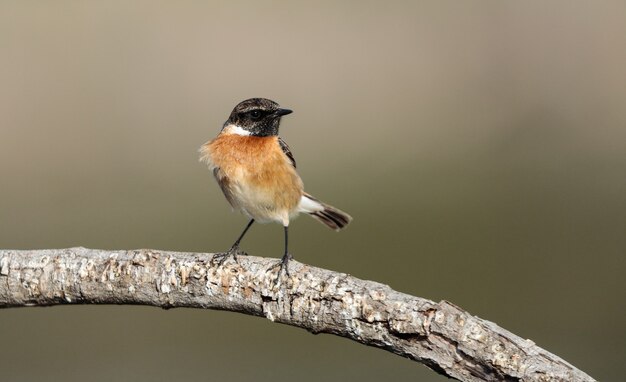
[299,193,352,231]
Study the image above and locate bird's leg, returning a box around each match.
[269,226,293,279]
[280,225,293,273]
[229,219,255,253]
[213,219,254,265]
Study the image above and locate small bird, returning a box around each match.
[200,98,352,273]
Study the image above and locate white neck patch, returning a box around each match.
[222,124,251,136]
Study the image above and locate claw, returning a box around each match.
[211,252,231,266]
[268,252,293,284]
[212,246,247,266]
[279,252,293,276]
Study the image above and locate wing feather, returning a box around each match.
[278,137,296,168]
[213,167,236,208]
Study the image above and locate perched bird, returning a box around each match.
[200,98,352,273]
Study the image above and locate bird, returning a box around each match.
[199,98,352,274]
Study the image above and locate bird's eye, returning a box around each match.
[249,110,262,120]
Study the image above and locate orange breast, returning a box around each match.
[202,134,303,216]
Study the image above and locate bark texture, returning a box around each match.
[0,248,594,382]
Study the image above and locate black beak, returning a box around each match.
[274,108,293,117]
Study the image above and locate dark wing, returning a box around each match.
[213,167,236,208]
[278,137,296,168]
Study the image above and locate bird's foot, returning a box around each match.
[212,246,247,266]
[268,252,293,283]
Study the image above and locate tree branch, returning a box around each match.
[0,248,594,381]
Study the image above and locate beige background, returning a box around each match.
[1,1,624,381]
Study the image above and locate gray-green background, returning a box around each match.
[1,1,624,381]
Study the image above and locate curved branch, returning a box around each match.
[0,248,594,382]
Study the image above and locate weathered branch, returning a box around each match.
[0,248,593,381]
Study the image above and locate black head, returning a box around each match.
[224,98,292,137]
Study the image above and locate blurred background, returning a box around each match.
[1,1,624,381]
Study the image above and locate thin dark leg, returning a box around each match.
[214,219,254,266]
[279,225,293,273]
[229,219,255,251]
[267,225,293,280]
